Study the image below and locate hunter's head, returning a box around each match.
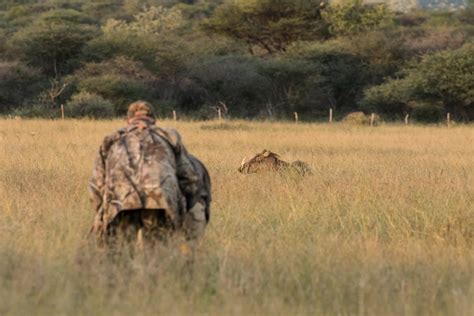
[127,100,154,123]
[238,150,286,174]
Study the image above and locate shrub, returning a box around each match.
[65,91,115,118]
[151,99,178,118]
[284,41,375,115]
[342,111,367,124]
[343,29,407,76]
[12,103,58,118]
[403,26,466,56]
[69,57,159,114]
[322,0,393,36]
[360,43,474,121]
[410,101,444,123]
[187,55,271,117]
[84,6,184,70]
[202,0,328,55]
[342,111,381,125]
[394,10,427,27]
[0,61,46,113]
[7,9,98,75]
[359,77,414,117]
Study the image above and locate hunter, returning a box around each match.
[88,101,209,250]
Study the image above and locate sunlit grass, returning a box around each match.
[0,119,473,315]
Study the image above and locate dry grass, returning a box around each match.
[0,119,473,315]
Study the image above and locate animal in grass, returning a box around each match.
[88,101,210,252]
[238,149,312,175]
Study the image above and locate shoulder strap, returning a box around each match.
[150,127,180,156]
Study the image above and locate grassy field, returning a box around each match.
[0,119,473,315]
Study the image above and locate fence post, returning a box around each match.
[294,112,299,123]
[172,110,177,121]
[404,114,409,125]
[60,104,65,120]
[329,108,333,123]
[447,113,451,127]
[370,113,375,127]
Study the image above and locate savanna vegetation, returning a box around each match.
[0,119,473,314]
[0,0,473,122]
[1,1,473,315]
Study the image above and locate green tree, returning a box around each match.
[415,43,474,119]
[82,1,125,22]
[185,55,270,116]
[7,9,98,76]
[65,91,115,118]
[322,0,393,37]
[0,61,46,113]
[85,6,185,71]
[257,58,325,118]
[361,43,474,121]
[202,0,329,55]
[69,56,160,114]
[271,41,375,117]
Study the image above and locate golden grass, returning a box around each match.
[0,119,473,315]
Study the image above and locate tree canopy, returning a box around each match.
[202,0,329,55]
[0,0,473,121]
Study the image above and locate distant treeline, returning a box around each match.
[0,0,473,122]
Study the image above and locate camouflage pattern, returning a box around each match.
[104,209,173,251]
[89,116,205,241]
[182,155,211,240]
[238,149,312,175]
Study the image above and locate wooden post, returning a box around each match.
[370,113,375,127]
[404,114,409,125]
[217,108,222,120]
[447,113,451,127]
[60,104,65,120]
[172,110,177,121]
[329,108,333,123]
[294,112,299,123]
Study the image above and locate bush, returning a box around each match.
[343,29,407,76]
[186,55,271,117]
[65,91,115,118]
[402,26,466,56]
[202,0,328,55]
[359,77,414,117]
[84,6,185,71]
[151,99,178,118]
[322,0,393,36]
[285,41,375,115]
[183,45,376,119]
[257,57,328,119]
[0,61,46,113]
[69,57,159,114]
[12,103,58,118]
[342,111,381,125]
[410,101,444,123]
[360,43,474,121]
[394,11,427,27]
[343,111,366,124]
[7,9,98,75]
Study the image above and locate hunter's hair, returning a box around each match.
[127,101,154,119]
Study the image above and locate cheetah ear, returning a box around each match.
[263,150,271,157]
[240,157,247,168]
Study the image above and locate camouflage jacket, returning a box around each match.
[89,117,199,232]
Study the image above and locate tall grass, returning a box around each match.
[0,119,473,315]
